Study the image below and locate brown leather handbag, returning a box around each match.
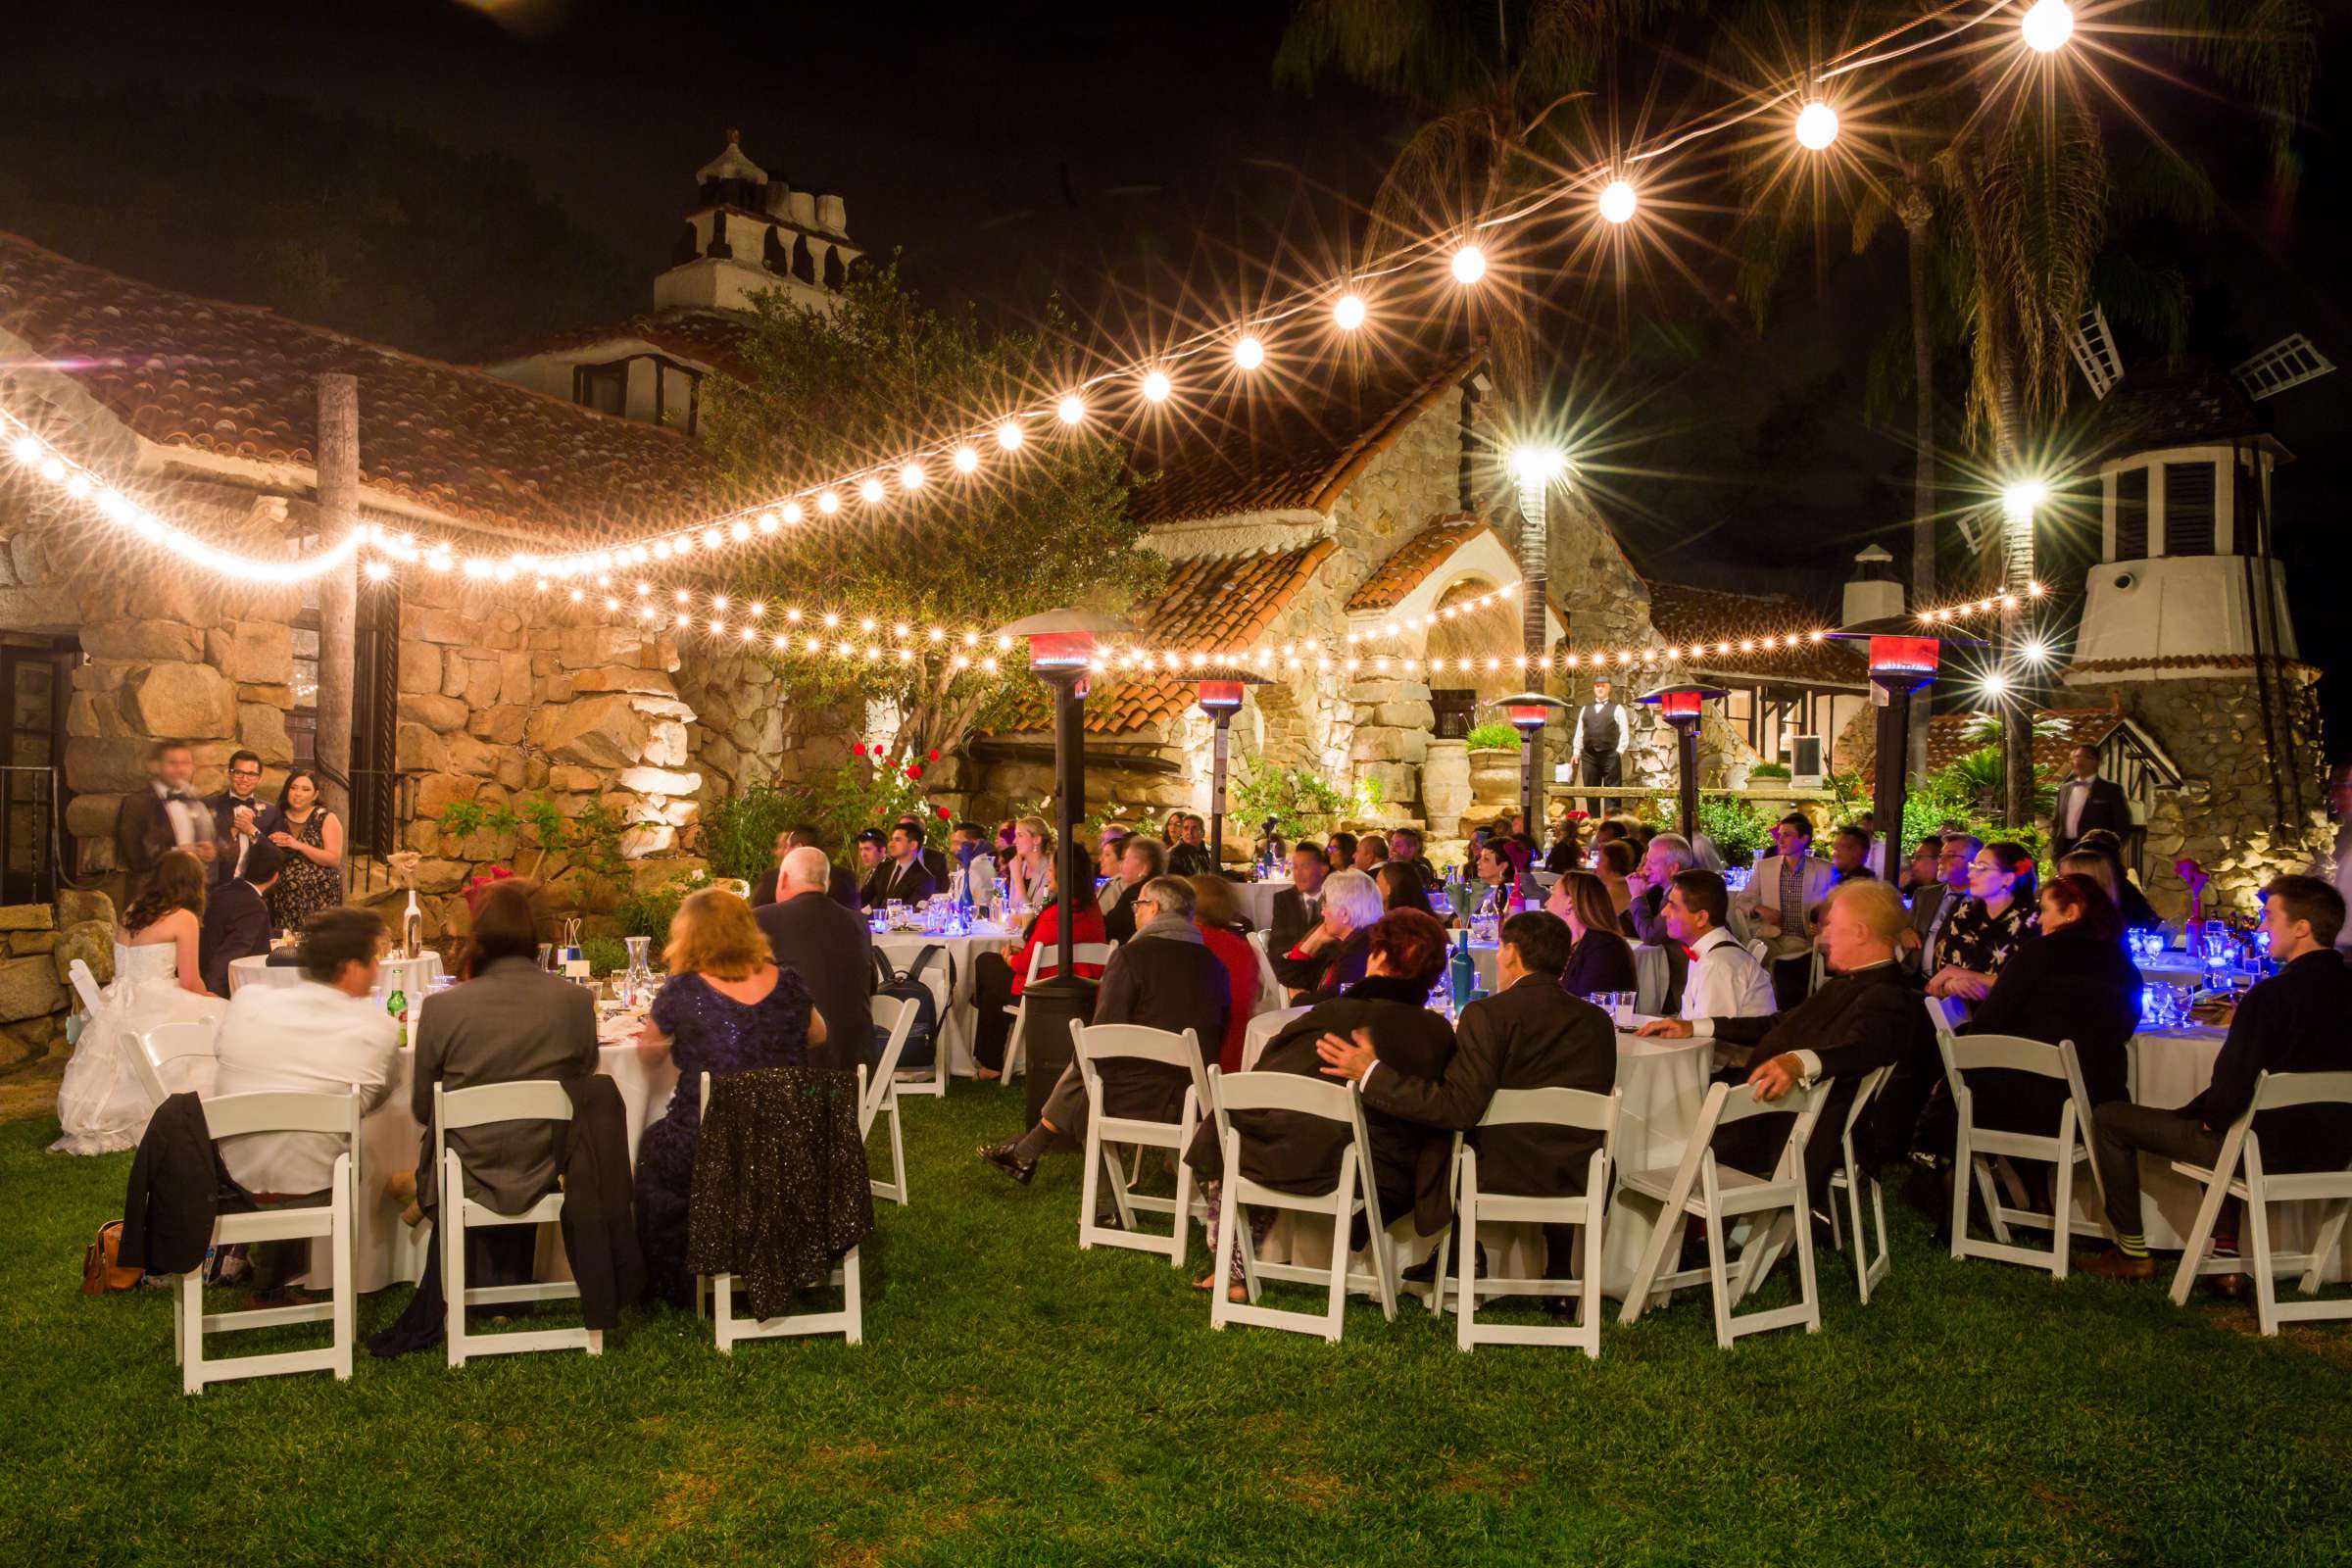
[81,1220,144,1296]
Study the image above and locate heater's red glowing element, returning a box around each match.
[1199,681,1245,710]
[1659,691,1703,720]
[1868,635,1941,678]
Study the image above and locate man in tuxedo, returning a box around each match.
[862,821,939,909]
[756,847,875,1072]
[1641,878,1933,1211]
[1567,676,1632,815]
[1385,828,1435,893]
[2051,745,2131,860]
[894,814,954,889]
[115,739,218,900]
[855,829,891,907]
[1268,841,1329,954]
[198,839,282,998]
[1316,909,1615,1310]
[206,749,284,887]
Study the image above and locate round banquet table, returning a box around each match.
[304,1004,675,1294]
[229,951,444,999]
[872,923,1015,1080]
[2127,1024,2345,1280]
[1232,1010,1711,1298]
[1238,881,1288,934]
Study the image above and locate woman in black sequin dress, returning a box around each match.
[634,889,817,1305]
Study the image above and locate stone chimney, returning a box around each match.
[1842,544,1903,627]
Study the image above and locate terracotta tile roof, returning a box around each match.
[2094,358,2269,457]
[999,540,1336,734]
[478,308,757,378]
[1346,513,1496,612]
[2064,653,2319,680]
[1130,344,1483,524]
[1644,580,1859,686]
[0,232,744,546]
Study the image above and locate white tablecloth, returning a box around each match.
[2128,1025,2345,1280]
[309,1022,677,1294]
[1238,881,1289,934]
[228,952,445,999]
[873,925,1014,1079]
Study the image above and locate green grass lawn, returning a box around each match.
[4,1084,2348,1566]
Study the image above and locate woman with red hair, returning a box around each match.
[1186,908,1456,1298]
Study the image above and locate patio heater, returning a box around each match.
[1194,668,1270,867]
[1485,691,1572,841]
[1829,616,1981,879]
[1636,681,1729,841]
[998,609,1130,1120]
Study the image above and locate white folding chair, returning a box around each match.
[175,1090,361,1395]
[2169,1069,2352,1335]
[1618,1079,1829,1349]
[1204,1066,1397,1341]
[1744,937,1772,966]
[1070,1021,1210,1267]
[1001,941,1114,1085]
[1246,930,1285,1016]
[434,1080,602,1366]
[885,949,952,1102]
[1824,1064,1895,1305]
[68,957,105,1015]
[1937,1033,2105,1280]
[863,996,916,1206]
[1923,994,1965,1042]
[133,1021,219,1109]
[1439,1087,1621,1357]
[695,1069,863,1348]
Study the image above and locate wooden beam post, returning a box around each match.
[315,372,360,824]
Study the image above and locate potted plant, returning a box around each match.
[1463,721,1522,808]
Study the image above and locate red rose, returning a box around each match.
[852,743,865,757]
[907,763,924,778]
[927,749,940,761]
[936,806,951,820]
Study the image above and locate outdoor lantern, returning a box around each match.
[998,608,1131,1120]
[1194,670,1268,866]
[1485,690,1572,841]
[1637,681,1729,841]
[1831,615,1983,879]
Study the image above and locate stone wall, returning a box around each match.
[0,889,112,1067]
[2070,668,2331,922]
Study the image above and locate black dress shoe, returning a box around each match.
[1542,1294,1586,1320]
[1403,1247,1487,1286]
[978,1141,1036,1186]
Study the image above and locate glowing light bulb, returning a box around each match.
[1141,368,1172,404]
[1056,395,1085,425]
[700,527,722,550]
[996,420,1025,451]
[1983,672,2011,698]
[1332,293,1367,331]
[953,445,979,473]
[1234,334,1265,370]
[1795,100,1839,150]
[782,502,804,524]
[2002,479,2049,518]
[817,490,841,514]
[2021,0,2073,54]
[8,436,39,466]
[1598,179,1638,224]
[757,512,779,533]
[899,463,926,491]
[1449,244,1488,284]
[729,519,751,541]
[859,477,885,503]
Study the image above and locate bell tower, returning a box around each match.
[655,131,860,316]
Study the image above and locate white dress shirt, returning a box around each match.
[1569,702,1633,755]
[2058,777,2089,838]
[211,978,399,1196]
[1682,925,1777,1023]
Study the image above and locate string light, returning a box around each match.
[1141,369,1172,404]
[1916,583,2042,625]
[858,477,885,504]
[8,8,2092,592]
[899,462,926,491]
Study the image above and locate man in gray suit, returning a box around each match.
[370,882,598,1357]
[756,846,875,1072]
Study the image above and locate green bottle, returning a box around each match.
[386,984,408,1048]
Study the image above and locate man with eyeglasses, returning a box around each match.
[207,749,284,887]
[1903,833,1981,972]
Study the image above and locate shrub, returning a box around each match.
[581,936,627,979]
[1232,759,1349,840]
[614,869,712,951]
[1463,721,1523,752]
[702,781,800,884]
[1747,760,1792,781]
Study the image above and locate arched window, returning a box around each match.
[823,245,845,289]
[763,225,792,274]
[792,234,815,285]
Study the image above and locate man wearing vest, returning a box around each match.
[1568,676,1632,816]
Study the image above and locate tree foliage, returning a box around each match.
[700,268,1159,764]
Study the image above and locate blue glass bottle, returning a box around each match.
[1448,928,1477,1011]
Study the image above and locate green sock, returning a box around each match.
[2115,1233,2148,1259]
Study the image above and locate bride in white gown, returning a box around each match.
[52,852,228,1156]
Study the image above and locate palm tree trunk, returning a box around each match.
[1989,339,2035,833]
[1902,194,1936,793]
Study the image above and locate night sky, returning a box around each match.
[15,0,2352,751]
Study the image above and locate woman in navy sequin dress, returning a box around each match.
[634,889,819,1305]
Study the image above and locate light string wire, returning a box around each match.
[0,2,2075,590]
